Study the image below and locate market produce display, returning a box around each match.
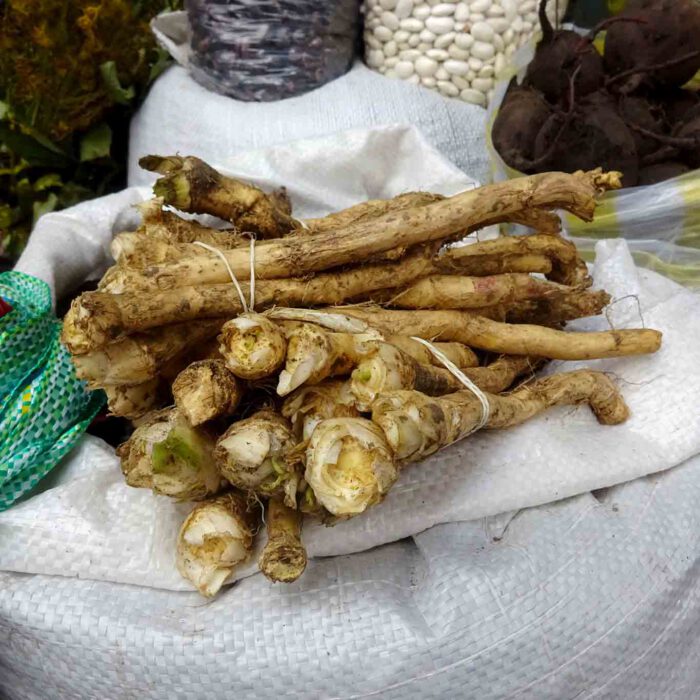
[63,156,663,597]
[492,0,700,186]
[364,0,568,106]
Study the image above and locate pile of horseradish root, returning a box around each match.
[63,155,662,597]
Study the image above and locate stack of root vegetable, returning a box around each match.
[62,155,663,598]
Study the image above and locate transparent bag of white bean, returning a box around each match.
[186,0,360,102]
[363,0,567,106]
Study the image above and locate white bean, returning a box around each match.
[425,16,455,34]
[415,55,439,76]
[444,58,470,76]
[365,35,381,50]
[367,49,385,68]
[395,60,415,78]
[385,69,398,78]
[460,88,486,105]
[470,13,485,21]
[478,64,494,78]
[417,42,433,50]
[512,16,524,32]
[431,3,456,16]
[385,56,399,68]
[400,17,424,31]
[493,34,504,52]
[470,20,494,42]
[454,32,474,50]
[471,76,493,91]
[427,48,449,60]
[407,74,421,85]
[413,4,432,19]
[383,40,398,57]
[503,28,514,44]
[434,31,456,48]
[408,33,421,46]
[419,28,436,42]
[393,28,410,42]
[379,0,398,9]
[471,40,495,60]
[454,21,466,30]
[438,80,459,96]
[451,74,469,89]
[395,0,415,18]
[448,44,471,60]
[486,4,505,16]
[454,4,470,21]
[422,76,437,87]
[522,21,534,32]
[400,49,422,59]
[374,25,394,42]
[468,56,483,70]
[501,0,517,23]
[494,53,505,76]
[380,11,400,30]
[469,0,489,12]
[435,67,449,80]
[487,17,509,34]
[466,69,476,81]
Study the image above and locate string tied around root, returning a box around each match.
[193,235,257,312]
[410,336,491,433]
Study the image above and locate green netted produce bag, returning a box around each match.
[0,272,104,510]
[486,40,700,288]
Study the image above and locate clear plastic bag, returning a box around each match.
[185,0,360,102]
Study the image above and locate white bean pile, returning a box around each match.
[363,0,567,106]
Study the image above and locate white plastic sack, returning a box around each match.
[4,125,700,698]
[130,15,491,187]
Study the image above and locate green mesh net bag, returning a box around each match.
[0,271,104,510]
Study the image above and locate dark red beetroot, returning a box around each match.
[675,115,700,168]
[492,83,553,169]
[604,0,700,91]
[618,94,666,158]
[533,92,639,186]
[525,0,604,104]
[657,88,700,127]
[638,161,690,185]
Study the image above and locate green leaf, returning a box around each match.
[99,61,136,106]
[32,192,58,224]
[0,124,71,168]
[34,173,63,191]
[80,123,112,162]
[0,101,8,121]
[148,46,172,85]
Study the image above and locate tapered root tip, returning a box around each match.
[138,155,185,175]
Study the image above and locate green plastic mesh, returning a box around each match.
[0,272,104,510]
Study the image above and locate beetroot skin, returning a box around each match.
[604,1,700,89]
[533,92,639,186]
[492,84,553,169]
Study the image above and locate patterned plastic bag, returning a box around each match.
[0,272,104,510]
